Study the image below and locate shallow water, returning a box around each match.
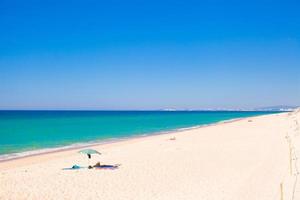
[0,111,280,157]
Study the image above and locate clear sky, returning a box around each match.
[0,0,299,110]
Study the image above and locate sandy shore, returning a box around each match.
[1,110,299,200]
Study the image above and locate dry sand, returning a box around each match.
[1,110,300,200]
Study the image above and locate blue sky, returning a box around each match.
[0,0,299,110]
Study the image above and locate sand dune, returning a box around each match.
[1,110,300,200]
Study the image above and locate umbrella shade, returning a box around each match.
[79,149,101,167]
[79,149,101,155]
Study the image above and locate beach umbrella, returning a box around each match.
[78,149,101,167]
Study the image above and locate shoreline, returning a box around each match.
[0,113,274,164]
[0,115,247,163]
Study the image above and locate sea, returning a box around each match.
[0,110,281,160]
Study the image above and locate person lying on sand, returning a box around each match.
[93,162,120,170]
[93,162,101,167]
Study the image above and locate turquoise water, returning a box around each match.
[0,111,280,157]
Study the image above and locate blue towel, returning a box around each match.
[63,165,82,170]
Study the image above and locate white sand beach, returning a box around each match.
[0,109,299,200]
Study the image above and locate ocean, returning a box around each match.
[0,111,280,160]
